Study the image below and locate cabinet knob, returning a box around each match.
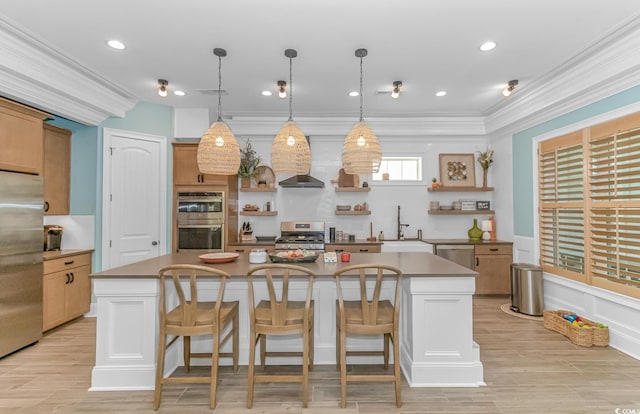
[152,241,158,246]
[64,260,74,265]
[65,273,70,284]
[476,257,480,267]
[44,201,49,212]
[489,248,498,252]
[70,272,74,283]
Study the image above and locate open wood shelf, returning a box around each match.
[239,188,277,192]
[335,210,371,215]
[239,211,278,216]
[428,186,494,192]
[428,209,495,215]
[334,187,371,192]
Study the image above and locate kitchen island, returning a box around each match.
[89,251,484,390]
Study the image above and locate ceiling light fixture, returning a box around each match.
[271,49,311,174]
[261,90,272,96]
[157,79,168,97]
[502,79,519,97]
[342,48,382,175]
[349,91,359,97]
[480,41,496,51]
[107,39,125,50]
[277,80,287,99]
[391,81,402,99]
[196,48,241,175]
[436,91,447,97]
[173,90,185,96]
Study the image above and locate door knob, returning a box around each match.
[152,241,158,246]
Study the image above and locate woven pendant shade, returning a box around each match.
[271,49,311,174]
[271,121,311,174]
[342,121,382,174]
[197,47,240,175]
[342,48,382,175]
[197,121,241,174]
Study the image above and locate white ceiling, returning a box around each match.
[2,0,640,123]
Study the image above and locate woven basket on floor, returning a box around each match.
[543,310,609,347]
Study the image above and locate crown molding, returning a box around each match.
[484,14,640,135]
[227,116,486,136]
[0,17,137,125]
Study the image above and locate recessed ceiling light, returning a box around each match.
[107,39,125,50]
[436,91,447,97]
[349,91,359,97]
[479,41,496,51]
[173,90,185,96]
[261,90,272,96]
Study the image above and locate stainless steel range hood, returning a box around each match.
[278,174,325,188]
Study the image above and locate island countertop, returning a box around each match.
[90,251,477,279]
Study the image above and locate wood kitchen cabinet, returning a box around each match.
[43,124,71,215]
[326,243,381,253]
[172,143,231,185]
[474,243,513,295]
[0,97,49,175]
[43,251,92,331]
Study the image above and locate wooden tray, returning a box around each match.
[253,166,276,188]
[268,254,319,263]
[198,252,240,264]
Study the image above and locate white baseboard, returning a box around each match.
[544,274,640,360]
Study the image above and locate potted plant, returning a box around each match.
[238,139,261,188]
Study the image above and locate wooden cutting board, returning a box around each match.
[337,168,359,187]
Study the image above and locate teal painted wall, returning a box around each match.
[512,85,640,237]
[50,102,174,269]
[46,117,98,215]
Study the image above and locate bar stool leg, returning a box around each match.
[183,336,191,372]
[247,327,256,408]
[209,329,220,410]
[393,330,401,407]
[339,328,347,408]
[153,332,167,410]
[233,310,239,372]
[384,333,390,369]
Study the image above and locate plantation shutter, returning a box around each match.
[538,132,585,279]
[589,127,640,288]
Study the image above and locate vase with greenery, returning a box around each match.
[477,148,494,188]
[238,139,261,188]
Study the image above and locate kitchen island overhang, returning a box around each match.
[89,252,484,390]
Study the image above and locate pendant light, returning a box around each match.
[342,48,382,175]
[197,48,241,175]
[271,49,311,174]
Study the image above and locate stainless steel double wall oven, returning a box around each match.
[176,191,224,251]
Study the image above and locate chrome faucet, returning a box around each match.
[397,206,409,240]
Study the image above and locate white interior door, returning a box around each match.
[102,128,167,270]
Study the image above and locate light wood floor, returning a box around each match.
[1,297,638,413]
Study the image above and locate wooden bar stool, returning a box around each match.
[333,264,403,408]
[246,263,315,408]
[153,264,239,410]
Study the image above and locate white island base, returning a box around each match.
[89,252,484,390]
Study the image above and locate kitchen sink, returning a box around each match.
[380,240,433,253]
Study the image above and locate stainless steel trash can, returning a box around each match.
[510,263,544,316]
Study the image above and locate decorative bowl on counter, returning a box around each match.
[198,252,240,264]
[336,205,351,211]
[268,253,319,263]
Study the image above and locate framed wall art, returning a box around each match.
[439,153,476,187]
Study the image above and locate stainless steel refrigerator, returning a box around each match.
[0,170,43,358]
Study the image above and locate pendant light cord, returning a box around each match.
[217,54,222,122]
[359,55,364,122]
[288,56,293,122]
